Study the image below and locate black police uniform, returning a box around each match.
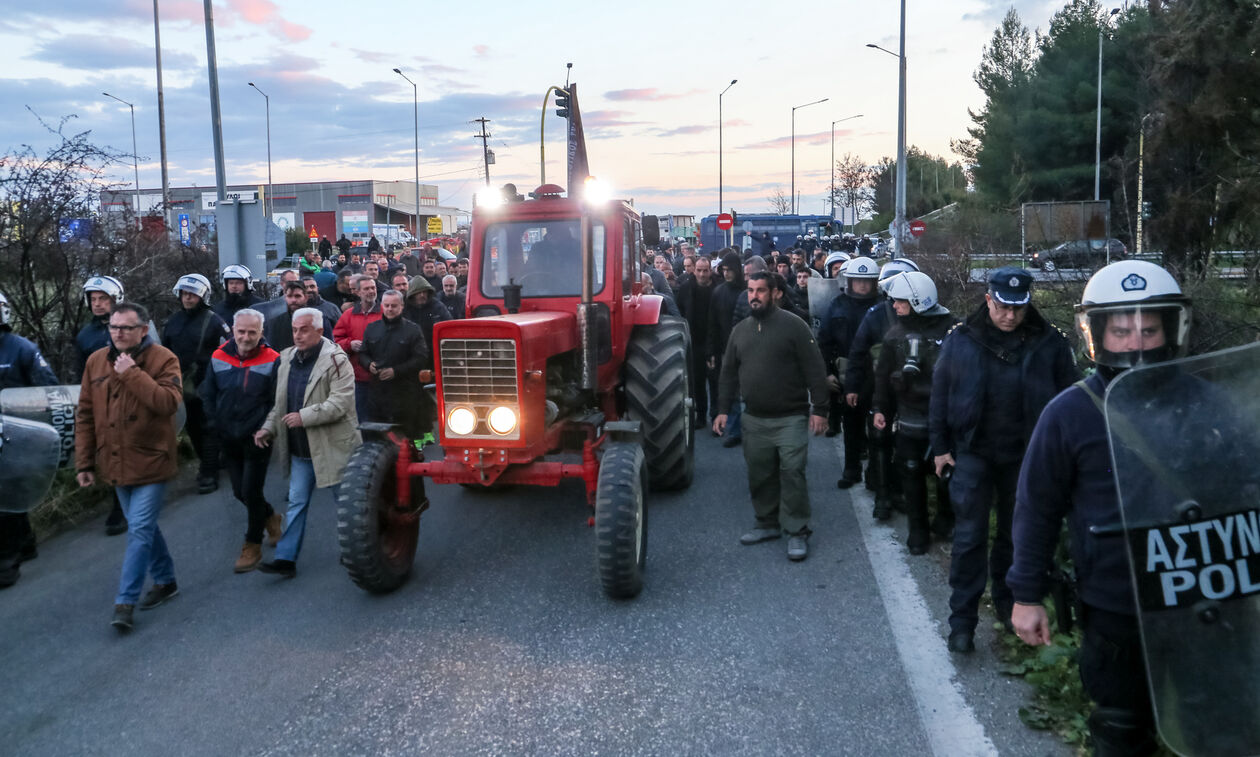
[162,300,230,489]
[929,268,1079,642]
[818,286,878,477]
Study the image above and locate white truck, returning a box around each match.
[371,224,415,248]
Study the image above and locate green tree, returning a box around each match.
[869,147,968,226]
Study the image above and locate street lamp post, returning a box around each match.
[718,79,737,223]
[867,32,907,256]
[393,68,421,240]
[103,92,141,227]
[830,114,864,225]
[791,98,828,215]
[247,82,272,220]
[1095,8,1121,201]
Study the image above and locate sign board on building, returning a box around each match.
[426,217,443,234]
[341,209,369,235]
[202,191,258,211]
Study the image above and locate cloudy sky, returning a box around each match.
[0,0,1068,218]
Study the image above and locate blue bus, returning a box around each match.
[698,214,837,254]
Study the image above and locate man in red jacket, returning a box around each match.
[331,276,382,420]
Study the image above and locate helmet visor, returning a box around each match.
[1075,302,1191,368]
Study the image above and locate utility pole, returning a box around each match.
[153,0,170,231]
[202,0,226,203]
[473,117,492,186]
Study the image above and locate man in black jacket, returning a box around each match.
[929,267,1079,653]
[163,273,230,493]
[213,265,264,325]
[676,255,716,426]
[706,251,746,446]
[360,290,428,432]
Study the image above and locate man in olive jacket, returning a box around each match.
[76,302,184,632]
[254,308,360,577]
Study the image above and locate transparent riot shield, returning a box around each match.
[0,415,62,513]
[807,277,841,336]
[1105,342,1260,756]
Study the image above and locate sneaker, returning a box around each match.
[264,512,283,547]
[197,475,218,494]
[787,534,809,561]
[258,559,297,578]
[111,604,135,631]
[948,630,975,653]
[739,527,781,546]
[234,543,262,573]
[138,582,179,610]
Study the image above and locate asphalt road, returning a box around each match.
[1,432,1073,757]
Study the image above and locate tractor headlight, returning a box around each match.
[448,406,477,435]
[487,406,517,435]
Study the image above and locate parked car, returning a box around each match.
[1031,238,1127,271]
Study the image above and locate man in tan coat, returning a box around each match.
[76,302,184,632]
[254,308,359,577]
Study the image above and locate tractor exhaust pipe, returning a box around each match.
[578,213,596,391]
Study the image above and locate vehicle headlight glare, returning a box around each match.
[488,406,517,435]
[448,407,477,435]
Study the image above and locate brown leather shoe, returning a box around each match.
[264,513,283,547]
[234,542,262,573]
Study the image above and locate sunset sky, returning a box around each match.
[0,0,1072,218]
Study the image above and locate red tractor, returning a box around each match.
[335,84,694,599]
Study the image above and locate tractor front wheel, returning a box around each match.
[336,440,421,593]
[594,441,648,599]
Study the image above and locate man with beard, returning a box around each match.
[333,274,384,420]
[714,272,829,562]
[266,281,333,350]
[420,258,443,291]
[163,274,230,494]
[439,274,465,319]
[706,251,746,447]
[321,268,357,311]
[676,255,716,427]
[213,265,264,325]
[403,276,451,437]
[301,275,344,329]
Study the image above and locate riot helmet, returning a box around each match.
[883,271,943,315]
[844,256,879,280]
[1075,260,1191,370]
[172,273,212,302]
[82,275,125,305]
[824,251,850,278]
[221,264,253,289]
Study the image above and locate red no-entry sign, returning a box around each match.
[909,219,926,238]
[716,213,734,230]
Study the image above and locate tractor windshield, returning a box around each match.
[480,219,605,298]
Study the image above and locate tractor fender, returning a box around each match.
[629,293,664,326]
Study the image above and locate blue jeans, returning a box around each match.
[115,482,175,605]
[727,399,743,439]
[275,457,339,563]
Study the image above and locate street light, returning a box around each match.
[103,92,141,227]
[393,68,421,241]
[791,97,828,215]
[830,114,864,224]
[247,82,272,220]
[1095,7,1121,201]
[718,79,737,224]
[868,4,907,256]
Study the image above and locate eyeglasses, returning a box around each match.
[108,324,143,333]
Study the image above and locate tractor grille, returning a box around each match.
[440,339,519,405]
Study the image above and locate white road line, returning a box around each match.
[839,445,999,757]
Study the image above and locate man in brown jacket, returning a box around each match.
[76,303,184,632]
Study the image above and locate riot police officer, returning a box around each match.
[819,256,880,482]
[871,272,957,554]
[845,258,920,517]
[1009,261,1191,756]
[0,291,59,587]
[929,267,1079,653]
[163,273,230,493]
[213,264,263,324]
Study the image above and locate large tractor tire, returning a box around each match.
[336,440,421,594]
[594,441,648,599]
[625,316,694,491]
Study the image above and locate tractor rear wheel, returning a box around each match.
[625,316,694,491]
[594,441,648,599]
[336,440,421,593]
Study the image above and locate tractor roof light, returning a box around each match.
[582,176,612,206]
[475,190,503,210]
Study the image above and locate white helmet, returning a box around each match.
[221,264,253,287]
[844,256,879,280]
[173,273,212,301]
[824,251,850,276]
[879,259,920,282]
[1075,260,1191,369]
[883,271,942,315]
[83,275,125,305]
[0,291,10,326]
